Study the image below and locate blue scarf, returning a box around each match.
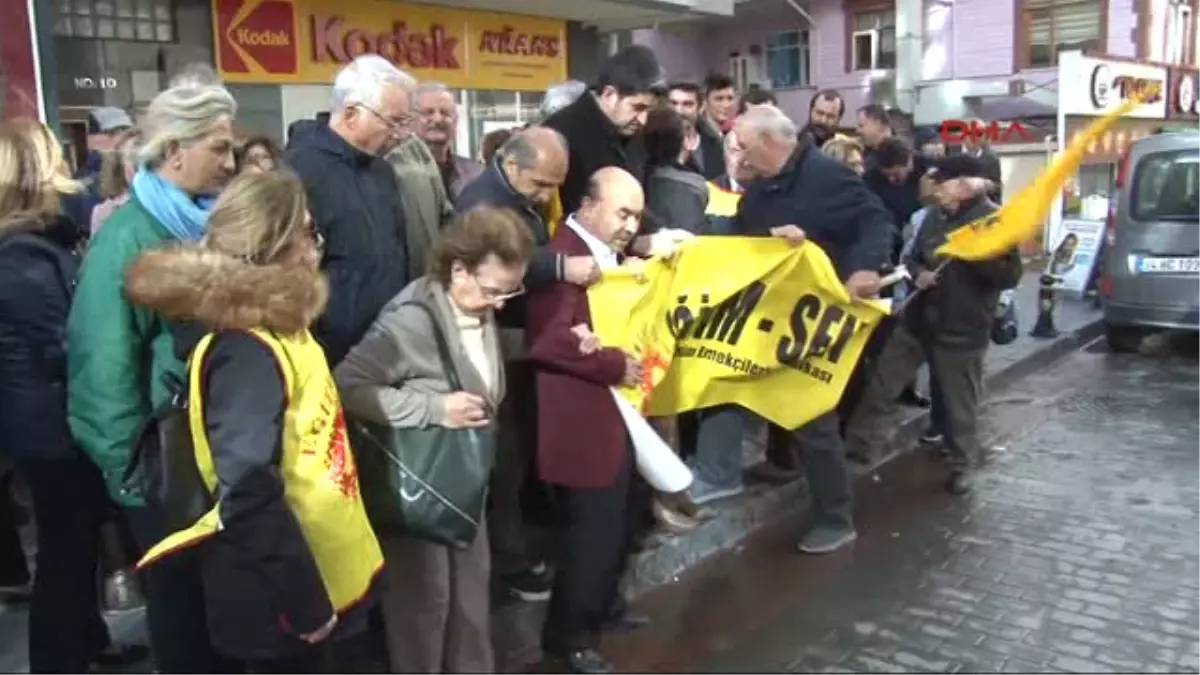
[131,169,216,241]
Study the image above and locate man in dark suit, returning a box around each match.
[542,45,666,215]
[527,167,647,674]
[729,105,893,554]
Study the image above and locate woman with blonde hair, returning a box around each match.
[66,65,240,673]
[0,118,144,672]
[821,134,866,176]
[336,206,536,673]
[90,128,140,236]
[125,169,384,672]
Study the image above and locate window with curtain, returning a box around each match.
[851,10,896,70]
[1165,0,1195,65]
[1022,0,1102,68]
[766,31,811,88]
[54,0,175,42]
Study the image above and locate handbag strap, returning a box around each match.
[401,301,465,392]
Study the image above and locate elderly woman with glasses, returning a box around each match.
[335,205,535,673]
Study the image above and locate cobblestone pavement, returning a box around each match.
[600,339,1199,674]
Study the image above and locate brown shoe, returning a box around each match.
[651,498,701,534]
[747,461,802,485]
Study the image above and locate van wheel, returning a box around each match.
[1105,324,1144,353]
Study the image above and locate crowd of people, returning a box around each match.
[0,40,1020,675]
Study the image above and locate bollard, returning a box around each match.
[1030,272,1061,338]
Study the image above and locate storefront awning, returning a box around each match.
[963,95,1058,121]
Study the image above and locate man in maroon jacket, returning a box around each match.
[527,167,647,674]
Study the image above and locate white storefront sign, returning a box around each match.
[1057,51,1169,119]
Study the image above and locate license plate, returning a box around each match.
[1138,257,1200,274]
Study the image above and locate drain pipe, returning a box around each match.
[781,0,816,27]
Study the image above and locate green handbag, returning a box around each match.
[349,301,496,549]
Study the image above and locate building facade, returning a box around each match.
[629,0,1200,127]
[2,0,46,122]
[36,0,736,160]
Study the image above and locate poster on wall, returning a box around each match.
[1049,219,1104,295]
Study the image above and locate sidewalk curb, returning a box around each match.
[882,317,1105,457]
[625,317,1104,599]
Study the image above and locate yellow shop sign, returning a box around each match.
[213,0,568,91]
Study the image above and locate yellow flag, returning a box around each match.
[588,238,889,430]
[936,96,1143,261]
[545,191,564,237]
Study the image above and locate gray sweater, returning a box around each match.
[334,276,505,429]
[646,165,709,233]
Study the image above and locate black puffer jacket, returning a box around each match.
[284,121,410,366]
[0,218,81,462]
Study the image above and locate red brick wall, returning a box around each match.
[0,0,40,120]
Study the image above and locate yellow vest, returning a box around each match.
[706,181,742,217]
[139,329,384,613]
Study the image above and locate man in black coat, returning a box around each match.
[799,89,845,148]
[284,55,415,366]
[722,105,893,554]
[455,127,575,603]
[667,81,724,180]
[542,45,666,215]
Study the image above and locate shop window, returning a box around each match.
[766,31,811,89]
[851,9,896,70]
[465,90,544,161]
[1021,0,1102,68]
[1165,0,1196,65]
[54,0,175,42]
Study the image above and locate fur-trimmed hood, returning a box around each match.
[125,246,328,335]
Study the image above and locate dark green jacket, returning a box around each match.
[67,195,182,505]
[907,196,1023,349]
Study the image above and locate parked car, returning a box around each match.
[1100,131,1200,353]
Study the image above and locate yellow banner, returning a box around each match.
[212,0,567,91]
[936,96,1143,261]
[589,239,889,430]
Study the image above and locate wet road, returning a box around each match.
[599,339,1200,674]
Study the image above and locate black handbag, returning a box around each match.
[349,301,496,549]
[121,370,215,533]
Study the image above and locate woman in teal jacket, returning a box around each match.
[66,66,238,674]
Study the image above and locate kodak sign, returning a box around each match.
[211,0,567,91]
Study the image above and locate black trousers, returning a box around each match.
[0,472,30,587]
[542,447,639,655]
[490,361,538,575]
[125,504,237,673]
[20,455,110,673]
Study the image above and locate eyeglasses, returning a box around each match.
[357,104,414,136]
[473,272,525,301]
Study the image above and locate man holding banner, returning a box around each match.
[721,105,894,554]
[528,168,652,674]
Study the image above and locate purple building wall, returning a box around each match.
[632,0,1142,124]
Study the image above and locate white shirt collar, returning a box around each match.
[564,214,620,271]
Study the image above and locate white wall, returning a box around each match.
[280,85,333,132]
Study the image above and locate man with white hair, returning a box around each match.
[412,81,481,197]
[718,104,893,555]
[284,55,416,365]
